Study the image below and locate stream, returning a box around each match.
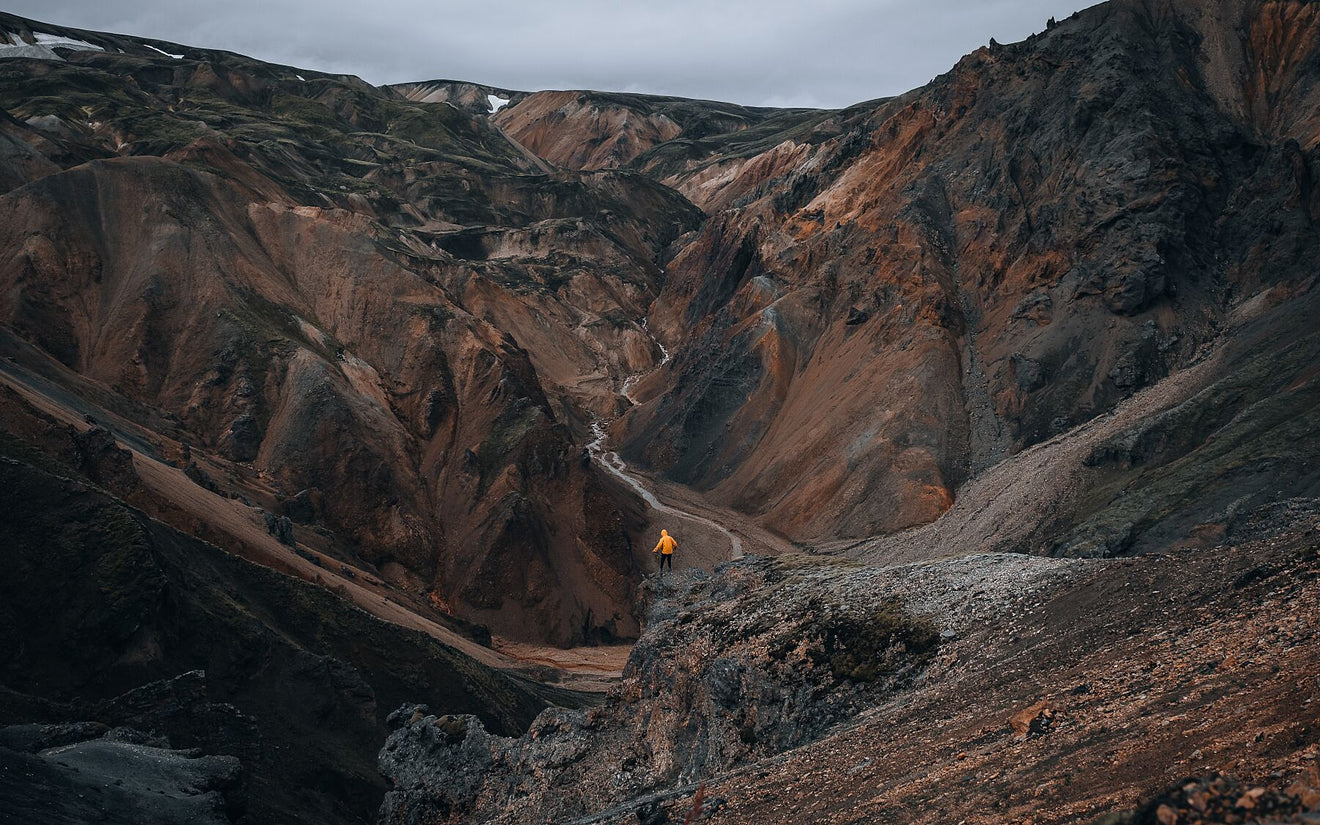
[587,328,742,560]
[588,423,744,560]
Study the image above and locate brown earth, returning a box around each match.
[402,501,1317,825]
[635,502,1320,825]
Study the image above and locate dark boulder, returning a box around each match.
[219,413,260,462]
[262,510,295,546]
[72,426,139,493]
[0,739,245,825]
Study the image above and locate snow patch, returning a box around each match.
[487,94,510,113]
[0,37,60,61]
[143,43,184,59]
[296,74,306,82]
[33,32,103,52]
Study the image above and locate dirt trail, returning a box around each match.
[631,463,798,558]
[591,422,744,563]
[0,361,624,692]
[592,323,797,567]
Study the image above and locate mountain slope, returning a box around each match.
[0,11,707,646]
[616,0,1320,550]
[489,88,823,173]
[0,409,569,825]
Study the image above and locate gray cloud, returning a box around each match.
[6,0,1096,107]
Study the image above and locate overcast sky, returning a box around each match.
[8,0,1096,108]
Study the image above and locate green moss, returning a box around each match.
[815,599,941,683]
[268,92,341,131]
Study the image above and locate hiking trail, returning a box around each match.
[589,325,745,561]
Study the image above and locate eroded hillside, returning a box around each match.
[0,11,708,647]
[2,1,1319,823]
[613,0,1320,550]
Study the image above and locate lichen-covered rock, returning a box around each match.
[379,558,941,824]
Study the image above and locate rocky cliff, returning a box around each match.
[377,556,944,824]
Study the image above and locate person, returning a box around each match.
[652,528,677,573]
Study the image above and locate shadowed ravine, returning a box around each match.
[591,324,744,561]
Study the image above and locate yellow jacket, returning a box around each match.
[652,529,677,555]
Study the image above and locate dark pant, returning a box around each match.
[658,553,672,571]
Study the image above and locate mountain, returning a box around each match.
[0,10,709,648]
[617,0,1320,552]
[2,0,1319,823]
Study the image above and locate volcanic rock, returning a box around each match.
[379,558,942,824]
[0,739,244,825]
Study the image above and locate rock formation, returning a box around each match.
[378,557,943,824]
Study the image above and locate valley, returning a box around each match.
[1,0,1319,823]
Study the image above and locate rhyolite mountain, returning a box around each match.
[1,0,1319,823]
[0,10,709,649]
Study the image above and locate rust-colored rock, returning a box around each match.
[618,0,1320,551]
[1009,700,1054,739]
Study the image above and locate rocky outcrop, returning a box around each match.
[378,557,942,823]
[527,500,1320,824]
[0,674,253,825]
[0,737,244,825]
[1118,774,1320,824]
